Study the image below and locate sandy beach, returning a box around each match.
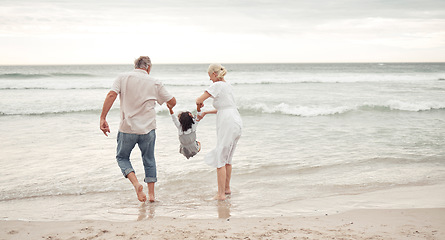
[1,208,444,240]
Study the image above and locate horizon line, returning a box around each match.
[1,61,445,66]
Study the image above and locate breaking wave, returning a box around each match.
[240,101,445,117]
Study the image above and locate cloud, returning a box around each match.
[0,0,444,64]
[312,18,445,48]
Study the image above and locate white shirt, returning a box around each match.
[111,69,173,134]
[206,81,237,110]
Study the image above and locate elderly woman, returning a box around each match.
[196,63,243,200]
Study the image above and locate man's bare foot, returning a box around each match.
[147,182,155,202]
[225,188,231,195]
[135,184,147,202]
[148,193,155,202]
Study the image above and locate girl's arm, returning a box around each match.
[167,105,181,129]
[170,113,181,129]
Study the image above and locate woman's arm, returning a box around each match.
[204,109,218,114]
[196,91,211,112]
[197,109,217,121]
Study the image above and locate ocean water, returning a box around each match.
[1,63,445,221]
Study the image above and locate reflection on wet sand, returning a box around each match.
[136,198,231,220]
[138,202,156,221]
[217,200,231,219]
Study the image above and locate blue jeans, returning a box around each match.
[116,130,157,183]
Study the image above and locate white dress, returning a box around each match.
[204,81,243,168]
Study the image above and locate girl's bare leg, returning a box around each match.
[127,172,147,202]
[216,167,227,200]
[225,164,232,195]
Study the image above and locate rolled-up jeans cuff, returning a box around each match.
[144,177,157,183]
[123,168,135,178]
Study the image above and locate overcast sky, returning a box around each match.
[1,0,444,65]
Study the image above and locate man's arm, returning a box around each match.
[100,91,118,136]
[166,97,176,109]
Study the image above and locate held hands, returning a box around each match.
[196,102,205,120]
[197,111,206,121]
[196,102,204,112]
[196,112,205,121]
[167,103,174,115]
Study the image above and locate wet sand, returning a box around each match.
[1,208,444,240]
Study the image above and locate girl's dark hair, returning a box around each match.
[179,111,195,132]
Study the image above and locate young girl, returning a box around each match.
[168,106,201,159]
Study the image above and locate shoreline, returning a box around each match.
[3,183,444,222]
[2,208,444,240]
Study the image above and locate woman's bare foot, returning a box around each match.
[135,184,147,202]
[225,188,231,195]
[213,194,226,201]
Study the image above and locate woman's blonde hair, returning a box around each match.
[208,63,227,79]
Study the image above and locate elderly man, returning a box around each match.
[100,56,176,202]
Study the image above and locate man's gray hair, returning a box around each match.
[134,56,152,69]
